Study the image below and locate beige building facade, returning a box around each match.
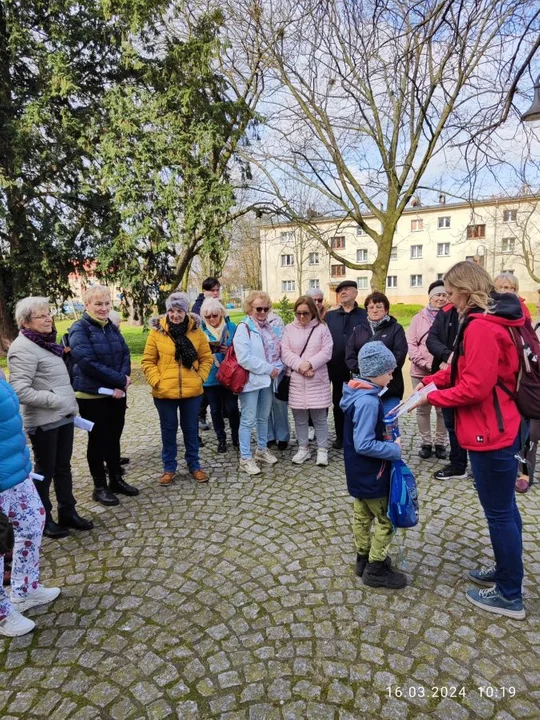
[260,195,540,305]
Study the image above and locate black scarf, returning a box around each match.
[167,316,198,368]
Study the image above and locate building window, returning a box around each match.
[331,236,345,249]
[437,273,445,281]
[281,280,296,292]
[331,264,346,277]
[438,216,451,229]
[386,275,397,288]
[466,224,486,239]
[281,254,294,267]
[411,218,423,232]
[390,246,397,260]
[501,237,515,254]
[437,243,450,257]
[410,274,423,288]
[410,244,423,259]
[308,252,319,265]
[503,209,517,222]
[357,276,368,290]
[280,231,295,243]
[356,248,368,262]
[356,226,365,236]
[309,278,320,289]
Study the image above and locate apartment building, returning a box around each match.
[260,195,540,304]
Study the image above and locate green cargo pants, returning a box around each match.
[352,496,394,562]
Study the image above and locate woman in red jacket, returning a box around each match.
[411,261,525,620]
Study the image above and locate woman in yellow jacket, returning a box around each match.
[142,292,213,486]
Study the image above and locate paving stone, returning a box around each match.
[0,382,536,719]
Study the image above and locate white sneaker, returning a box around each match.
[0,610,35,637]
[11,585,61,613]
[254,448,278,465]
[308,427,315,441]
[292,447,311,464]
[316,448,328,466]
[239,458,262,475]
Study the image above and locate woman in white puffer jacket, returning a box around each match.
[281,295,333,466]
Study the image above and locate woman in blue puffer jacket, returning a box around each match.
[200,298,240,453]
[0,377,60,637]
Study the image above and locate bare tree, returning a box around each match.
[242,0,540,289]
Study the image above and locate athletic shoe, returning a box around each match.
[465,586,525,620]
[467,565,496,587]
[254,448,278,464]
[239,458,262,475]
[11,585,61,613]
[316,448,328,466]
[292,447,311,464]
[0,610,35,637]
[433,465,467,480]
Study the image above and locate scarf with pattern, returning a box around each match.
[167,316,199,368]
[20,329,63,357]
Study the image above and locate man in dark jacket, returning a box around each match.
[426,283,467,480]
[326,280,368,449]
[191,277,221,317]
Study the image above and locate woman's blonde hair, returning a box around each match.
[444,261,494,312]
[242,291,272,315]
[83,285,111,304]
[494,272,519,292]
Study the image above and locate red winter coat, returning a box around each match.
[422,297,523,452]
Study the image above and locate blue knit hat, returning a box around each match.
[358,341,396,378]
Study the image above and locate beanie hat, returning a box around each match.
[165,292,190,313]
[358,341,397,378]
[428,279,445,296]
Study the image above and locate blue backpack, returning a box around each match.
[388,459,419,528]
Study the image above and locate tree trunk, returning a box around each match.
[0,277,17,352]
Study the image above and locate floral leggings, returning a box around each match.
[0,478,45,620]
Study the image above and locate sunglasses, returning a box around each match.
[313,298,323,303]
[254,307,270,313]
[205,313,221,319]
[295,311,311,317]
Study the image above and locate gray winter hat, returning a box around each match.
[165,292,190,313]
[358,341,396,378]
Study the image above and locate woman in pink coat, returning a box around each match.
[281,296,333,467]
[406,281,448,459]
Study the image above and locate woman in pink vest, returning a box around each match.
[281,296,333,466]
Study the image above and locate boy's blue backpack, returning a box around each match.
[388,459,419,528]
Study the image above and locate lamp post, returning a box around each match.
[521,74,540,123]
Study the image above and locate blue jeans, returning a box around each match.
[469,435,523,600]
[442,407,467,471]
[154,396,202,473]
[239,387,273,459]
[267,395,290,443]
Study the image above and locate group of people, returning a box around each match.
[0,262,537,636]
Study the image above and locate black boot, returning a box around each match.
[58,510,94,531]
[109,473,139,496]
[434,445,447,459]
[277,441,288,451]
[120,456,130,466]
[355,554,368,577]
[363,560,407,589]
[217,439,227,453]
[43,519,70,539]
[418,444,433,459]
[93,486,120,506]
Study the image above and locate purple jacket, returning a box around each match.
[406,307,438,377]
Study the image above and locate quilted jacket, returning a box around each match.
[0,380,32,492]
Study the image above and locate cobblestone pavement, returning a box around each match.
[1,376,539,719]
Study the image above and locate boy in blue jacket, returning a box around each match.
[340,341,407,589]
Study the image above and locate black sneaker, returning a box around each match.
[434,445,447,459]
[363,560,407,589]
[418,444,433,459]
[434,465,467,480]
[277,441,288,451]
[355,554,368,577]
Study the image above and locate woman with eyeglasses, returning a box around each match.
[233,291,283,475]
[69,285,139,506]
[306,288,327,321]
[142,292,213,486]
[7,297,93,537]
[281,296,333,466]
[200,298,240,453]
